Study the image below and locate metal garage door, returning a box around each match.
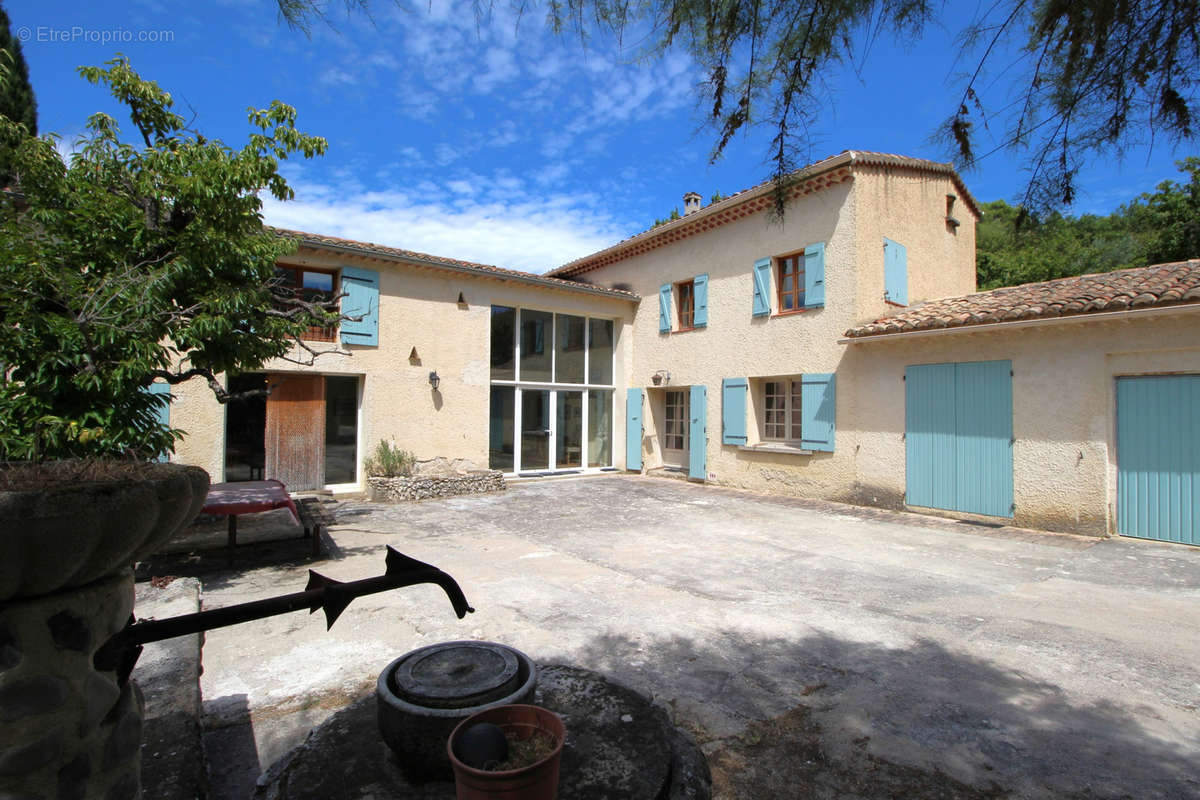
[906,360,1014,518]
[1117,375,1200,544]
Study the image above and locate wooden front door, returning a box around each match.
[265,374,326,490]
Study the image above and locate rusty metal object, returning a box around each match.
[94,547,474,684]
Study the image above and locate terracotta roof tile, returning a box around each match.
[845,260,1200,338]
[269,227,639,301]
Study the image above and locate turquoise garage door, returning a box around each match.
[906,360,1014,518]
[1117,375,1200,545]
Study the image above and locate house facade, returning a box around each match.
[169,233,639,489]
[165,150,1200,546]
[547,151,979,503]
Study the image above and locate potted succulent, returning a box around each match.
[447,704,566,800]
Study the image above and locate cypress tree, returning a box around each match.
[0,5,35,135]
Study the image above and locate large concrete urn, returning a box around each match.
[0,461,209,800]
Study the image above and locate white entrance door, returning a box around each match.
[663,390,690,469]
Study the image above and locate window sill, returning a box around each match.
[670,326,704,334]
[738,443,813,456]
[772,309,808,318]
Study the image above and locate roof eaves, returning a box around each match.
[274,228,639,302]
[549,150,978,278]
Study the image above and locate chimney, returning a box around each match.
[683,191,702,215]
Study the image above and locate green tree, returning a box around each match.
[279,1,1200,215]
[1123,157,1200,264]
[0,4,37,185]
[0,57,334,461]
[976,158,1200,289]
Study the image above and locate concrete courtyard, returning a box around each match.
[146,475,1200,798]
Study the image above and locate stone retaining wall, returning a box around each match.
[366,471,506,503]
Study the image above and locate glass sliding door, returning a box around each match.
[489,386,515,471]
[588,390,612,467]
[489,306,616,474]
[556,391,583,469]
[324,376,359,485]
[520,389,551,471]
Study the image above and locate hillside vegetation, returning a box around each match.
[978,157,1200,289]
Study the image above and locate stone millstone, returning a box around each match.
[392,642,520,709]
[256,664,711,800]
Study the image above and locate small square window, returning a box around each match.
[677,280,695,329]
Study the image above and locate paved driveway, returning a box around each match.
[191,475,1200,798]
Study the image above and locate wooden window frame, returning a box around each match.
[276,265,339,342]
[676,279,696,330]
[762,378,803,443]
[774,251,806,315]
[664,389,688,452]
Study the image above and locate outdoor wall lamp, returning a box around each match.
[651,370,671,386]
[428,371,441,390]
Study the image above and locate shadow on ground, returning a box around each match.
[570,630,1196,799]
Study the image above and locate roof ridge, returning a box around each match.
[548,150,979,278]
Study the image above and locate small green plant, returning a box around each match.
[364,440,416,478]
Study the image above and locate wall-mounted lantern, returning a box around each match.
[428,371,441,391]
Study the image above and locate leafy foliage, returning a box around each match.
[976,157,1200,289]
[279,1,1199,217]
[0,58,332,461]
[363,440,416,478]
[0,5,37,185]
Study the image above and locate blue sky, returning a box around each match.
[9,0,1191,273]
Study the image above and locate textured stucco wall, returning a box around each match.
[575,168,978,499]
[169,248,635,487]
[576,179,861,493]
[846,308,1200,535]
[851,166,977,323]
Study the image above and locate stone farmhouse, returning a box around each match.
[166,150,1200,546]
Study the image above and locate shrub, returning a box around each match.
[364,440,416,478]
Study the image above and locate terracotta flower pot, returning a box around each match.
[0,461,210,601]
[447,704,565,800]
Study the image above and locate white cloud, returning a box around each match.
[261,175,633,273]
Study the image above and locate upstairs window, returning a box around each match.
[275,266,338,341]
[775,251,805,313]
[677,279,696,329]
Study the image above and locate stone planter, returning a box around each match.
[0,462,210,602]
[367,470,506,503]
[0,461,210,800]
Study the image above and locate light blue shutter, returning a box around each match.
[626,388,643,471]
[884,238,908,306]
[800,373,835,451]
[340,266,380,346]
[148,382,172,462]
[905,361,1013,518]
[722,378,748,445]
[752,258,771,316]
[954,361,1013,518]
[658,285,671,333]
[905,363,958,511]
[1118,375,1200,544]
[688,384,707,480]
[693,274,709,327]
[804,242,825,308]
